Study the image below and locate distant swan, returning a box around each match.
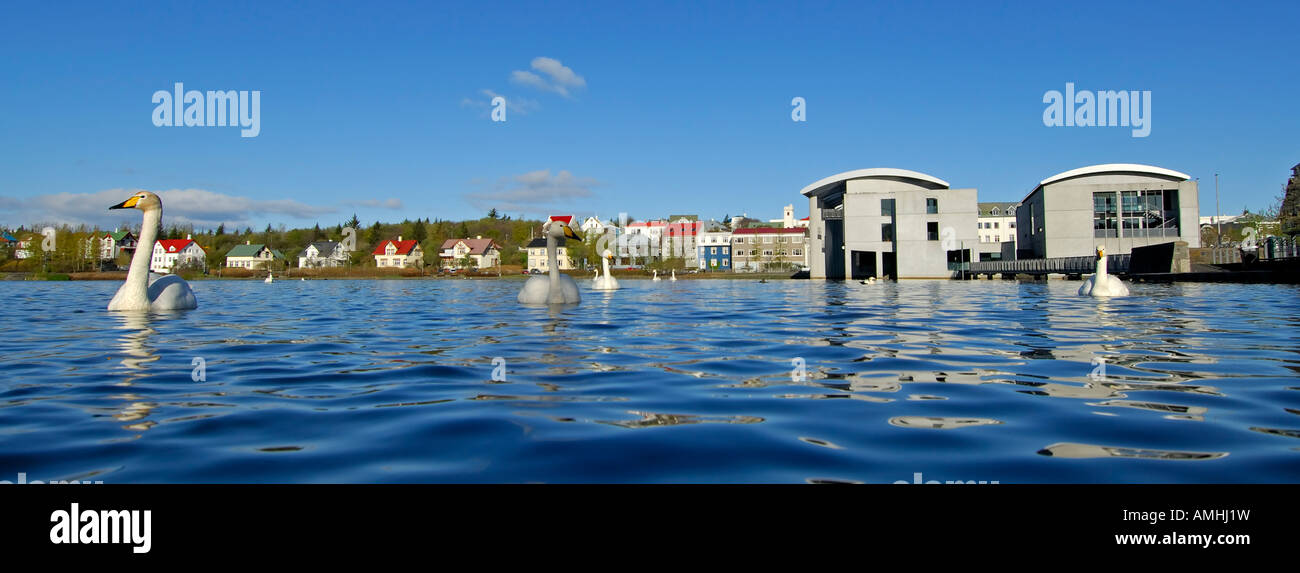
[1079,245,1129,297]
[265,272,274,284]
[670,269,677,281]
[518,216,582,304]
[107,191,198,311]
[859,276,876,284]
[652,270,661,282]
[592,249,620,290]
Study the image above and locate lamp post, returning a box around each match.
[1215,173,1221,247]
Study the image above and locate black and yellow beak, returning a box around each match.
[562,225,582,241]
[110,196,141,210]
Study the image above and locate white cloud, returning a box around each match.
[509,57,586,98]
[0,188,338,230]
[465,169,602,216]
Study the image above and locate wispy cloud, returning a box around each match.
[510,57,586,98]
[0,188,338,229]
[465,169,602,216]
[460,89,540,116]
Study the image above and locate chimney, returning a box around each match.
[187,233,192,240]
[398,235,402,242]
[476,235,481,240]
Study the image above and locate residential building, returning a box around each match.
[524,237,575,271]
[225,242,286,269]
[803,168,979,279]
[1016,164,1199,259]
[151,235,206,274]
[439,236,501,269]
[297,240,351,268]
[664,216,703,266]
[730,227,808,272]
[372,237,424,268]
[977,202,1019,261]
[697,230,733,271]
[100,230,137,261]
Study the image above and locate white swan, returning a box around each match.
[107,191,198,311]
[859,276,876,284]
[518,216,582,304]
[652,270,661,282]
[1079,245,1129,297]
[670,269,677,281]
[592,249,620,290]
[265,272,274,284]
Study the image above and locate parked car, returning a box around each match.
[529,268,542,274]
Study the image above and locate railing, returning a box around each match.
[969,254,1131,276]
[1205,236,1299,264]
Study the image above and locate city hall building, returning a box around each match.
[802,168,978,279]
[1015,164,1200,259]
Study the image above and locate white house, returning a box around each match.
[977,202,1019,261]
[151,236,206,274]
[225,242,285,269]
[297,240,350,268]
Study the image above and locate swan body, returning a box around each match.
[518,216,583,304]
[859,277,877,284]
[1079,245,1129,297]
[592,249,620,290]
[265,273,274,284]
[107,191,198,311]
[652,270,661,282]
[670,269,677,281]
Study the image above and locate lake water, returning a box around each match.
[1,278,1297,483]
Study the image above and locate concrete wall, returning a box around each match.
[835,180,978,279]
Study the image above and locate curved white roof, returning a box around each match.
[1038,163,1191,187]
[800,168,950,197]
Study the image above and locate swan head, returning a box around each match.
[602,249,614,260]
[1095,245,1105,259]
[109,191,161,212]
[543,215,582,241]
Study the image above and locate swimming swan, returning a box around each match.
[1078,245,1129,297]
[652,270,661,282]
[518,216,583,304]
[107,191,198,311]
[670,269,677,281]
[592,249,620,290]
[265,272,274,284]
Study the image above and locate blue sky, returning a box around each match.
[1,0,1296,230]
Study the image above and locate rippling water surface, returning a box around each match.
[2,278,1297,483]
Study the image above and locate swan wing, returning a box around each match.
[148,274,198,310]
[517,275,551,304]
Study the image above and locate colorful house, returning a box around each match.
[100,230,137,261]
[439,236,501,269]
[372,237,423,268]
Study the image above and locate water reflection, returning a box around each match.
[1038,442,1228,460]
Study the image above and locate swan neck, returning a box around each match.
[1096,255,1108,278]
[547,234,560,282]
[128,208,161,289]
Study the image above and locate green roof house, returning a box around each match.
[225,241,286,270]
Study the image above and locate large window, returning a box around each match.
[1093,192,1118,238]
[881,198,895,217]
[881,223,894,242]
[927,222,939,241]
[926,198,939,214]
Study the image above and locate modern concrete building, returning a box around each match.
[802,168,978,279]
[1016,164,1199,259]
